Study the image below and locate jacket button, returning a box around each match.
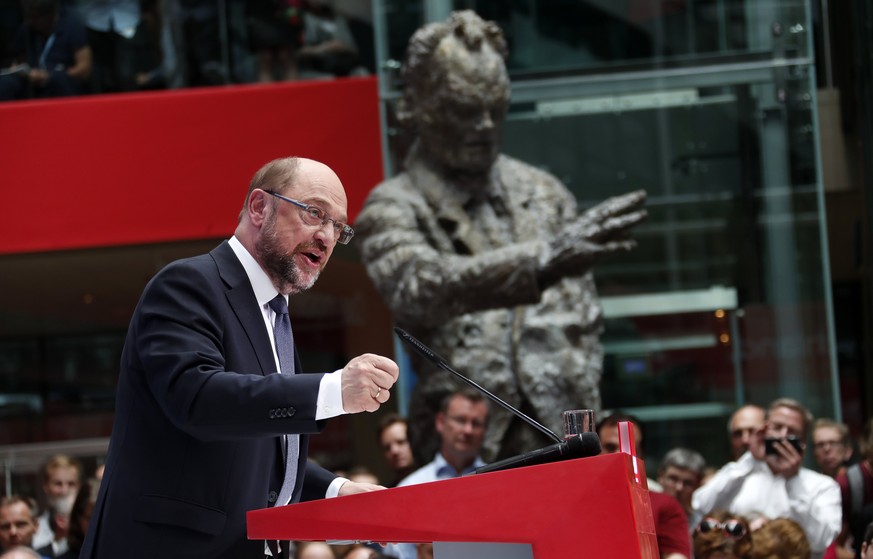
[268,491,278,503]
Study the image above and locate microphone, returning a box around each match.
[394,327,563,444]
[473,432,602,474]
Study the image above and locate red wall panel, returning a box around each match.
[0,77,383,254]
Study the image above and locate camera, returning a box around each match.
[764,435,804,455]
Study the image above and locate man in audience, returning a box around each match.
[0,548,42,559]
[692,397,841,559]
[32,455,80,551]
[812,418,853,478]
[0,496,40,554]
[597,412,663,491]
[398,389,488,486]
[378,413,416,486]
[597,414,690,559]
[836,418,873,558]
[727,404,766,461]
[34,496,71,558]
[389,389,489,559]
[657,447,706,530]
[0,0,92,100]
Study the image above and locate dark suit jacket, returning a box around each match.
[80,241,336,558]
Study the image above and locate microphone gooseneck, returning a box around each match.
[394,327,563,444]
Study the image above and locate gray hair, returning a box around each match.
[659,447,706,476]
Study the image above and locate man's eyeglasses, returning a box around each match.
[263,189,355,245]
[445,415,487,430]
[813,440,845,451]
[696,518,747,540]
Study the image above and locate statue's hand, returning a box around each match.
[538,190,647,288]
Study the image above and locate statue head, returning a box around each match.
[397,11,511,177]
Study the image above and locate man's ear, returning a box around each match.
[247,189,270,227]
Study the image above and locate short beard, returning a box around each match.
[256,216,320,294]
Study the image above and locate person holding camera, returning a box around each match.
[691,398,841,559]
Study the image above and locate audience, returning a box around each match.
[296,541,336,559]
[692,398,841,559]
[32,456,81,552]
[657,447,706,530]
[389,389,489,559]
[80,0,146,93]
[34,495,71,558]
[245,0,304,82]
[377,414,416,487]
[836,418,873,558]
[693,511,753,559]
[813,418,854,478]
[0,496,41,555]
[0,547,43,559]
[296,0,362,78]
[749,517,812,559]
[0,0,374,101]
[0,0,92,101]
[339,544,382,559]
[728,405,766,462]
[397,389,489,486]
[56,477,100,559]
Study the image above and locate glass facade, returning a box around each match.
[374,0,838,466]
[0,0,857,485]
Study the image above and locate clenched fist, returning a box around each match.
[341,354,400,413]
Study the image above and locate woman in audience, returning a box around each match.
[748,517,811,559]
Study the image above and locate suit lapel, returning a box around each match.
[211,241,275,376]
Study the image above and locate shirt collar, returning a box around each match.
[228,235,283,307]
[433,452,486,478]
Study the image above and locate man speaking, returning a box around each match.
[81,157,399,558]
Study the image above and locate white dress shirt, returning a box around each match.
[229,236,347,498]
[691,451,841,557]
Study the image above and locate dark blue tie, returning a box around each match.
[268,295,299,508]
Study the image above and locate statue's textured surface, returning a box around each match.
[355,11,645,462]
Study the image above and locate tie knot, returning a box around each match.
[268,294,288,316]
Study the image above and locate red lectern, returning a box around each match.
[247,452,658,558]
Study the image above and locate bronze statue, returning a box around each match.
[355,10,646,463]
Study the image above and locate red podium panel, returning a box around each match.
[248,453,658,558]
